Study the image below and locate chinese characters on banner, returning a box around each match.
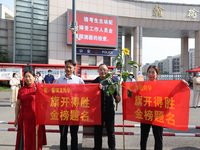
[36,84,101,125]
[122,80,190,131]
[67,10,117,47]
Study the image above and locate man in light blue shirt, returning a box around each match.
[55,59,84,150]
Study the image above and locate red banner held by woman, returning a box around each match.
[36,84,101,125]
[122,80,190,131]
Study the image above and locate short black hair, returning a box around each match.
[98,63,108,69]
[65,59,76,66]
[13,73,16,77]
[24,71,35,77]
[48,70,52,72]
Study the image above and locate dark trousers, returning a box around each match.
[140,123,163,150]
[59,125,79,150]
[93,113,116,150]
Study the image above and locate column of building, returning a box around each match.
[124,35,132,72]
[180,37,189,74]
[195,31,200,68]
[133,26,142,79]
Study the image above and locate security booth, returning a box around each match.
[78,65,116,82]
[0,63,27,86]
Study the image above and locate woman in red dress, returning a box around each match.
[14,71,47,150]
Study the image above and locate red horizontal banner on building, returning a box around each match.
[36,84,101,125]
[67,10,118,47]
[122,80,190,131]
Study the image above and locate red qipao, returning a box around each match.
[15,83,47,150]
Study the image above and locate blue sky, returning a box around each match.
[0,0,198,64]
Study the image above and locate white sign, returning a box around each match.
[35,68,65,80]
[81,69,99,80]
[0,67,22,80]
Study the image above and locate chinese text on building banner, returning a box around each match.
[36,84,101,125]
[122,80,190,131]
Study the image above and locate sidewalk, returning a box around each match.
[1,88,200,150]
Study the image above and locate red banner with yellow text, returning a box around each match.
[36,84,101,125]
[122,80,190,131]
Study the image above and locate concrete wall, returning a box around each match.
[0,19,14,62]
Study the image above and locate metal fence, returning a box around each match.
[143,74,190,81]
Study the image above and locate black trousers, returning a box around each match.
[93,113,116,150]
[59,125,79,150]
[140,123,163,150]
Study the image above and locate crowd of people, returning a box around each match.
[10,59,198,150]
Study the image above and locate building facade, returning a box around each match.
[1,1,200,77]
[143,48,196,75]
[0,5,14,62]
[14,0,48,64]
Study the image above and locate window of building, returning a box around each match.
[89,56,96,66]
[172,58,180,72]
[76,55,81,65]
[103,56,110,66]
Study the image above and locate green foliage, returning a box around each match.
[0,45,9,63]
[0,86,10,92]
[122,71,129,82]
[0,81,10,91]
[102,48,139,110]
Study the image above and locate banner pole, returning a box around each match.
[36,125,38,150]
[123,120,125,150]
[122,84,125,150]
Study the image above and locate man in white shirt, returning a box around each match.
[55,59,84,150]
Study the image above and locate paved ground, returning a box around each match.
[0,88,200,150]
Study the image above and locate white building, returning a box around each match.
[0,4,14,20]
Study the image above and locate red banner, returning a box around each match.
[36,84,101,125]
[122,80,190,131]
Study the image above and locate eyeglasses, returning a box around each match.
[99,69,108,72]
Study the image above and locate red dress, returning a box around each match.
[15,83,47,150]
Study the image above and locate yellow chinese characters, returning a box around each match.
[136,85,152,92]
[71,97,80,107]
[134,95,176,126]
[52,87,71,93]
[166,112,175,125]
[134,95,175,109]
[70,110,80,121]
[61,97,70,107]
[144,109,153,121]
[50,110,59,120]
[154,111,164,123]
[81,110,89,121]
[154,96,163,108]
[135,109,143,119]
[50,96,60,107]
[135,95,143,106]
[165,97,175,109]
[49,95,91,122]
[143,97,152,107]
[81,97,90,108]
[60,110,69,121]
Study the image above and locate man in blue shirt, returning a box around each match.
[44,70,55,84]
[55,59,84,150]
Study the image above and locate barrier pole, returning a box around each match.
[36,126,38,150]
